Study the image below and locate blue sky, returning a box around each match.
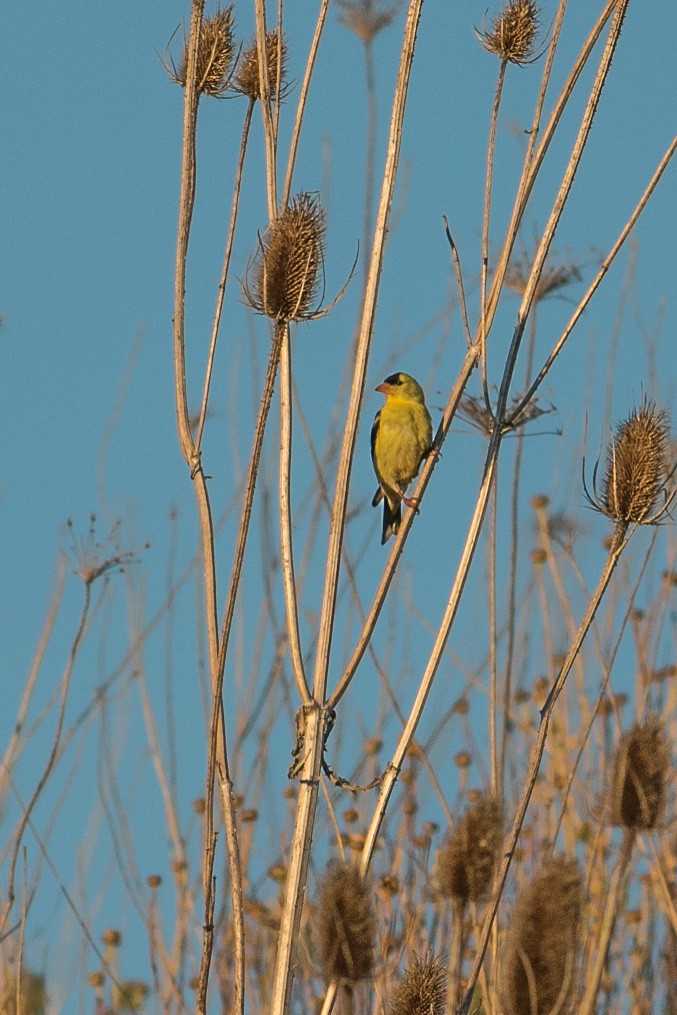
[1,2,676,1010]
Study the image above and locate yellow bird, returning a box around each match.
[371,372,433,544]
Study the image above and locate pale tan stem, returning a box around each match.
[0,556,66,804]
[484,0,615,336]
[281,0,330,208]
[446,900,467,1015]
[195,100,255,452]
[579,829,636,1015]
[513,132,677,420]
[457,524,630,1014]
[173,0,204,465]
[279,323,312,702]
[253,0,277,217]
[480,60,506,409]
[273,8,426,1014]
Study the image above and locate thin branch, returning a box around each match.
[281,0,330,208]
[279,323,312,702]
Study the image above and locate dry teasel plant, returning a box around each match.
[435,792,502,1006]
[578,718,671,1015]
[475,0,541,65]
[389,951,447,1015]
[435,792,502,906]
[584,400,673,526]
[242,193,326,324]
[605,716,670,831]
[499,855,582,1015]
[316,862,376,987]
[233,28,288,101]
[164,6,236,97]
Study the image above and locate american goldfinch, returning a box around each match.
[371,372,433,544]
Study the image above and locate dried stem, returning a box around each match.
[195,99,255,452]
[281,0,330,208]
[279,323,312,701]
[272,7,426,1014]
[458,522,631,1014]
[578,829,636,1015]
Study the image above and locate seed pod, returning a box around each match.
[390,952,446,1015]
[172,7,235,97]
[602,401,670,523]
[235,29,287,100]
[243,193,326,323]
[435,792,502,905]
[317,862,376,984]
[606,717,669,829]
[500,855,582,1015]
[477,1,540,64]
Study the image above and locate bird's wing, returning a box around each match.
[370,408,381,469]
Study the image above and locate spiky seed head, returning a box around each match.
[500,855,582,1015]
[317,862,376,984]
[477,1,540,64]
[435,792,502,905]
[602,401,670,523]
[606,717,670,829]
[244,193,326,323]
[390,952,446,1015]
[171,7,235,97]
[234,29,287,100]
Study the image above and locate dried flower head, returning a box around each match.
[500,855,582,1015]
[234,29,287,100]
[337,0,400,44]
[435,792,502,905]
[505,248,583,301]
[243,193,326,322]
[600,401,670,524]
[390,951,446,1015]
[605,717,670,829]
[459,392,554,436]
[317,862,376,984]
[477,1,541,64]
[168,7,235,97]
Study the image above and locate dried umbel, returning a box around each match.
[234,29,287,100]
[243,193,326,323]
[477,1,540,64]
[601,401,670,523]
[606,717,670,829]
[435,792,502,904]
[170,7,235,97]
[500,855,582,1015]
[390,952,446,1015]
[317,862,376,984]
[337,0,399,44]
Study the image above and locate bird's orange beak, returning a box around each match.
[375,382,389,394]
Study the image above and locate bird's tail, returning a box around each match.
[381,498,401,544]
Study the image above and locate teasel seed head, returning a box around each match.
[317,862,376,984]
[435,792,502,905]
[601,400,670,524]
[477,1,541,64]
[169,7,235,97]
[390,951,447,1015]
[500,855,582,1015]
[243,193,326,323]
[234,29,287,100]
[605,716,670,829]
